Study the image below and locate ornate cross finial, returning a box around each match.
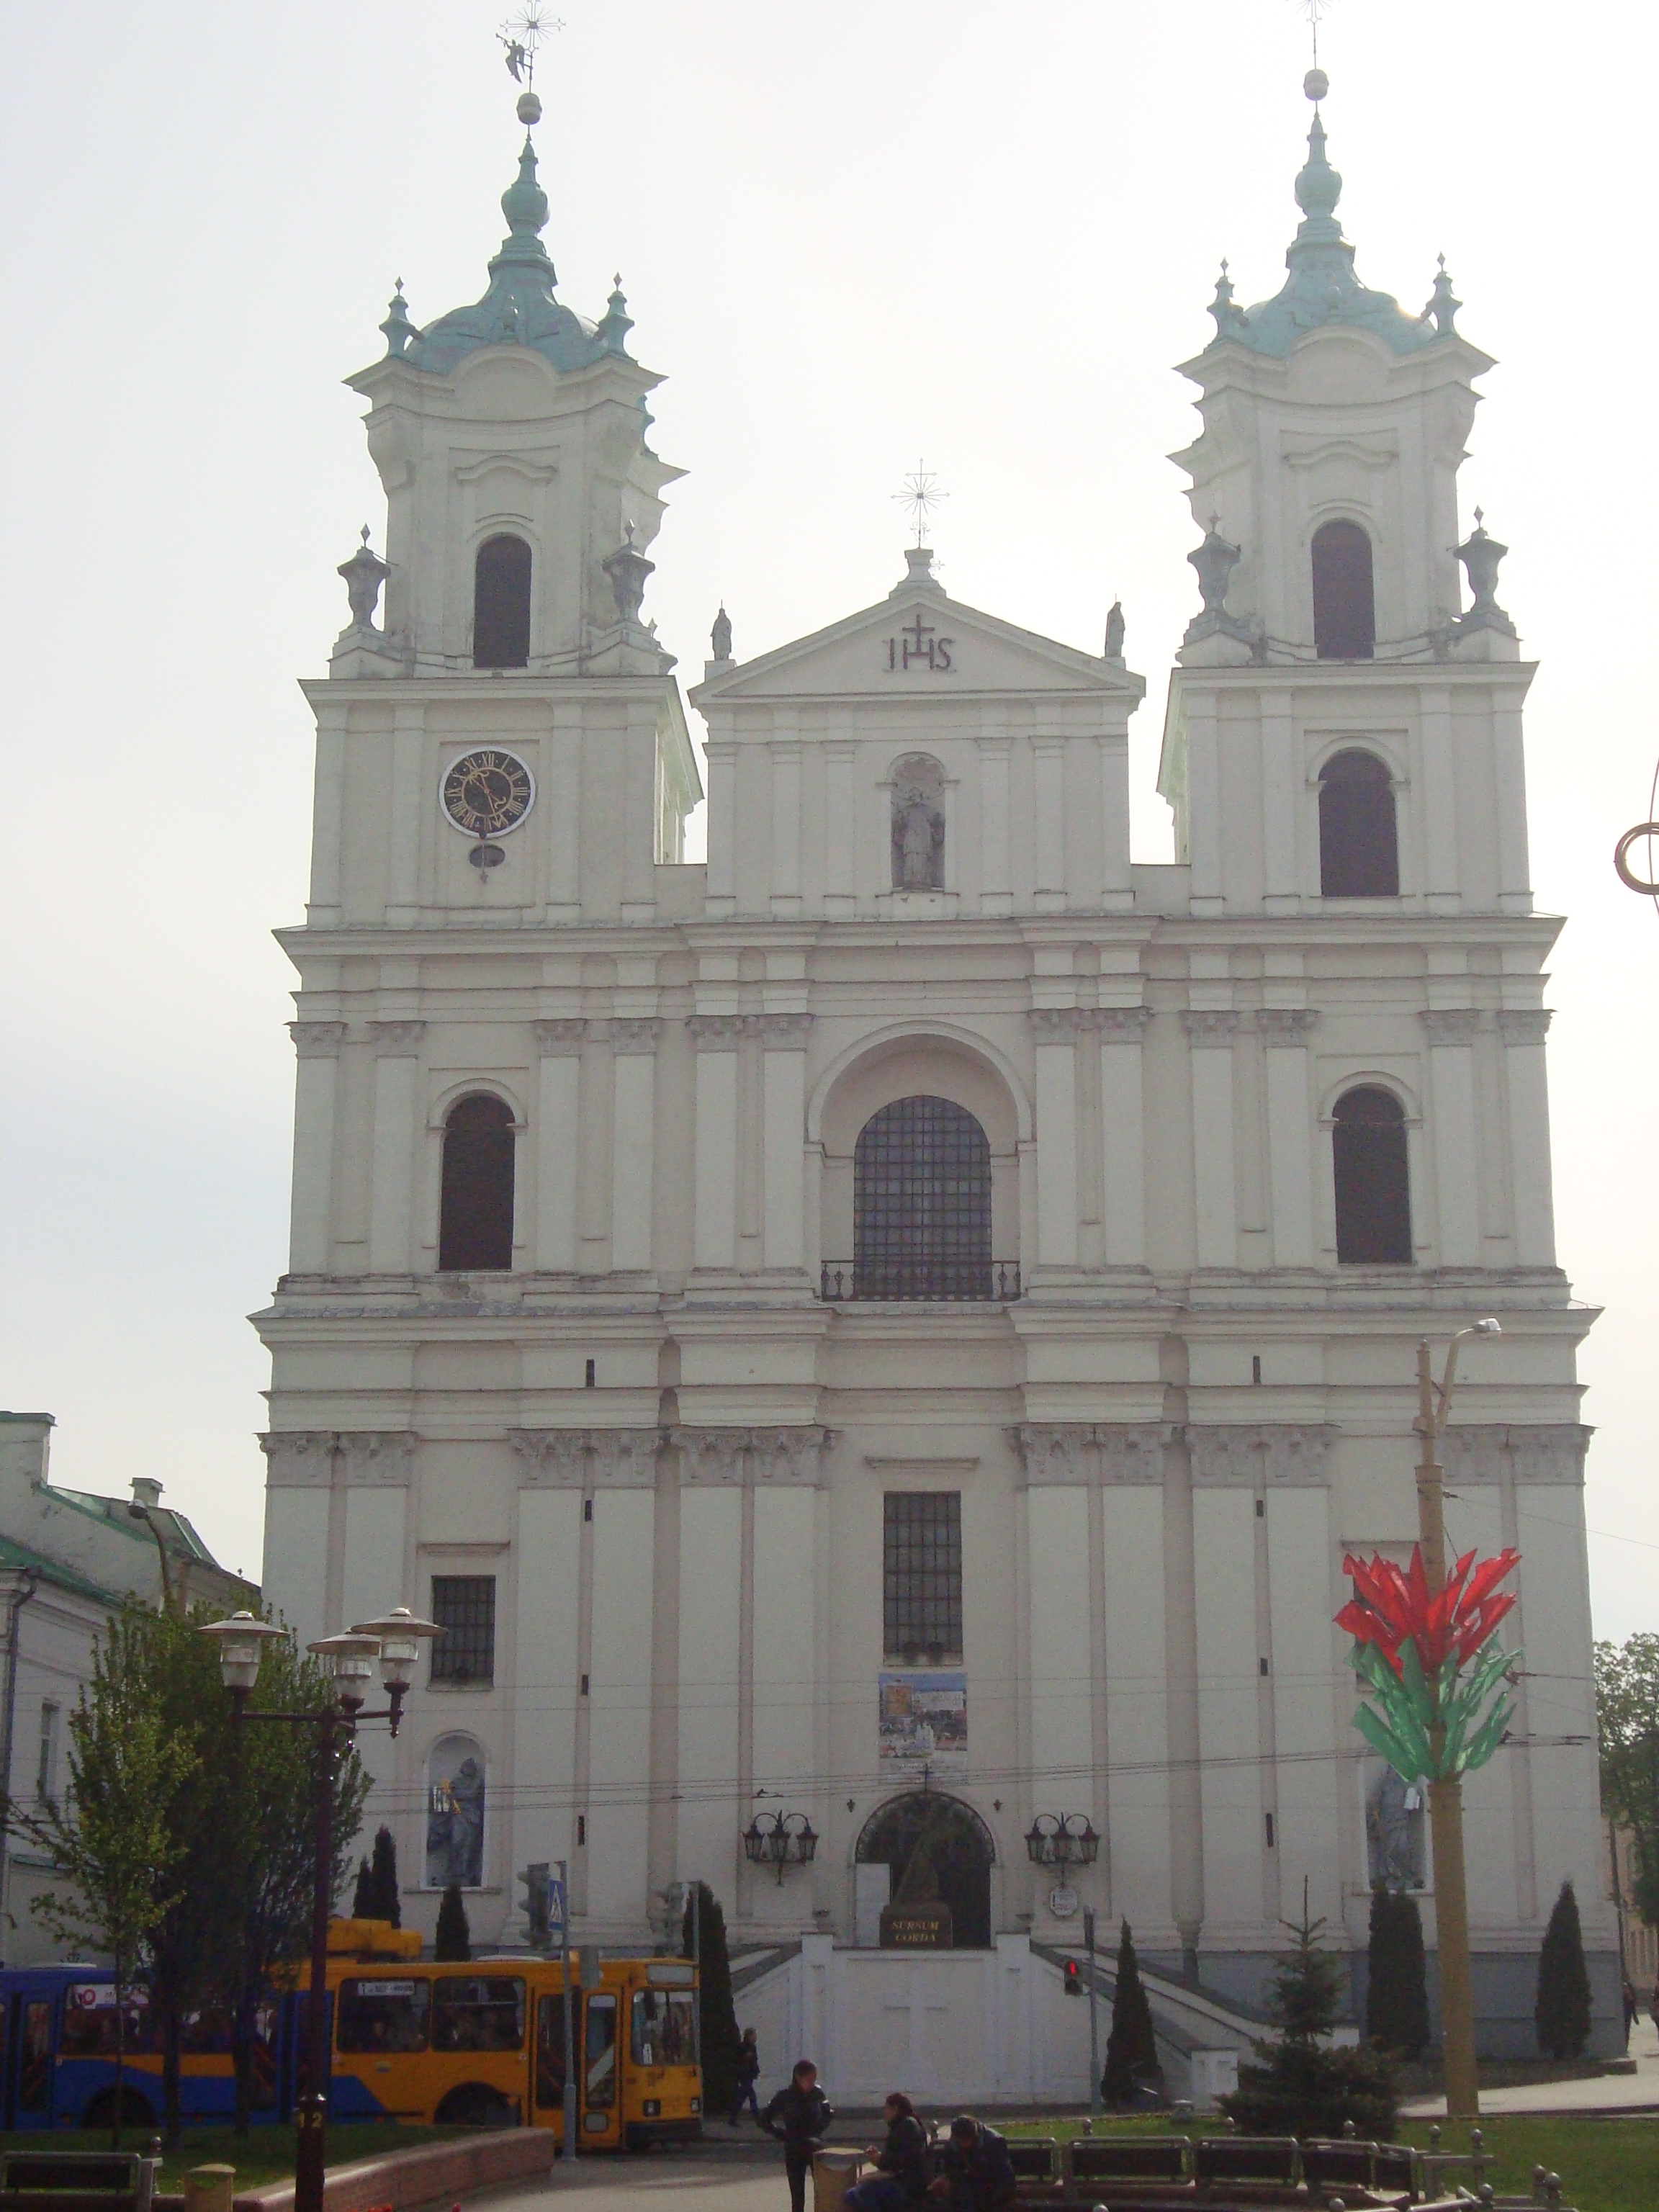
[895,459,947,549]
[498,6,564,91]
[1295,0,1336,73]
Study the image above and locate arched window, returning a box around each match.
[472,534,531,668]
[1332,1086,1411,1264]
[1319,749,1398,896]
[855,1792,994,1950]
[426,1733,486,1889]
[854,1094,991,1299]
[439,1094,516,1272]
[1312,519,1375,660]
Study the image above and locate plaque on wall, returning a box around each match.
[880,1902,953,1948]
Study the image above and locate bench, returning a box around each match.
[1193,2136,1300,2189]
[0,2152,160,2212]
[1005,2141,1064,2198]
[1300,2138,1379,2191]
[1066,2136,1192,2189]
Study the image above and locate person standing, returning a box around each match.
[761,2059,835,2212]
[847,2093,931,2212]
[729,2026,763,2125]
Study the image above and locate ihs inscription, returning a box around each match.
[886,611,956,673]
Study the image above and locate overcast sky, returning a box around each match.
[2,1,1655,1639]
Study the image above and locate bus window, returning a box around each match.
[534,1994,572,2110]
[17,2002,53,2113]
[584,1993,616,2110]
[431,1978,524,2054]
[180,2008,234,2055]
[336,1979,429,2054]
[630,1988,697,2067]
[60,1985,153,2059]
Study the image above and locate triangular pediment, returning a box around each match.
[689,582,1143,708]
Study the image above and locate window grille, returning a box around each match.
[854,1095,992,1299]
[1332,1086,1412,1264]
[430,1575,497,1686]
[884,1492,963,1662]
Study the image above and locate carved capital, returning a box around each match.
[1256,1009,1320,1045]
[1028,1008,1088,1042]
[1094,1424,1170,1484]
[750,1426,833,1483]
[370,1020,426,1057]
[1498,1009,1552,1046]
[1187,1424,1337,1486]
[534,1020,588,1056]
[757,1013,814,1050]
[1438,1424,1508,1484]
[289,1021,347,1059]
[1011,1423,1092,1483]
[670,1426,830,1484]
[670,1428,748,1484]
[685,1015,745,1052]
[1505,1422,1591,1486]
[511,1429,660,1486]
[258,1431,338,1486]
[1012,1422,1168,1484]
[1182,1010,1239,1046]
[610,1018,660,1056]
[1094,1006,1154,1040]
[338,1430,415,1484]
[1419,1009,1480,1046]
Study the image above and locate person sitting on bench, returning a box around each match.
[847,2093,931,2212]
[927,2114,1017,2212]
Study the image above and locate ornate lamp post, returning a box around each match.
[199,1606,440,2212]
[1022,1813,1101,1871]
[742,1811,818,1884]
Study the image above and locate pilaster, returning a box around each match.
[367,1020,426,1274]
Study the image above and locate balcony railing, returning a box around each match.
[819,1260,1022,1303]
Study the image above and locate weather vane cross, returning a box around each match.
[498,6,564,90]
[1294,0,1336,71]
[894,460,947,549]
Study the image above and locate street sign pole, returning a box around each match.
[554,1861,577,2162]
[1084,1909,1100,2121]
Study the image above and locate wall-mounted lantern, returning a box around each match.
[1024,1812,1100,1870]
[742,1810,819,1884]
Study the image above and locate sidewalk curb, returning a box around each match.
[233,2134,554,2212]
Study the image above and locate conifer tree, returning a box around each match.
[682,1883,741,2112]
[1364,1886,1429,2060]
[1221,1885,1397,2138]
[1102,1920,1160,2104]
[351,1859,374,1920]
[1534,1880,1592,2059]
[435,1881,472,1961]
[369,1826,401,1927]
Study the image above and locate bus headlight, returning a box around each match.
[642,2100,660,2117]
[689,2096,700,2113]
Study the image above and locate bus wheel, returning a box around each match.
[83,2087,156,2131]
[434,2085,516,2129]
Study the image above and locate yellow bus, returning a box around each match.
[318,1950,701,2152]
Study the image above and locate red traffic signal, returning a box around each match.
[1061,1957,1082,1996]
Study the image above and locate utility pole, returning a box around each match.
[1084,1909,1100,2122]
[555,1858,577,2162]
[1414,1321,1500,2123]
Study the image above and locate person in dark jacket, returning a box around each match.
[927,2114,1017,2212]
[847,2092,931,2211]
[761,2059,835,2212]
[729,2026,763,2124]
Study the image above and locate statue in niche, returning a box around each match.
[891,755,945,891]
[1364,1764,1426,1891]
[426,1745,486,1888]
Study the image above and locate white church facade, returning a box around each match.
[256,76,1614,2097]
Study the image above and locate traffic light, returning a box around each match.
[1061,1956,1082,1996]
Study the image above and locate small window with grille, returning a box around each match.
[430,1576,497,1687]
[884,1493,963,1663]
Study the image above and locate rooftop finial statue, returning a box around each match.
[498,7,561,121]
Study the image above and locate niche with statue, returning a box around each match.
[890,755,946,891]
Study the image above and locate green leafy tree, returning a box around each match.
[1101,1919,1160,2104]
[1364,1886,1429,2061]
[435,1882,472,1961]
[1596,1635,1659,1927]
[682,1883,740,2113]
[1221,1887,1397,2139]
[368,1826,401,1926]
[11,1614,191,2145]
[1534,1880,1592,2060]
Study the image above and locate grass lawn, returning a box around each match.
[32,2123,479,2195]
[1000,2113,1659,2212]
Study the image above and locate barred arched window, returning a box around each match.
[854,1095,991,1299]
[473,534,531,668]
[1319,749,1398,896]
[1312,519,1375,660]
[1332,1086,1411,1264]
[439,1094,516,1272]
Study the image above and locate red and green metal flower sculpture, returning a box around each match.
[1336,1546,1521,1785]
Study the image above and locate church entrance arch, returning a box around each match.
[854,1792,994,1949]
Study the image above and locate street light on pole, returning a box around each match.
[1413,1319,1501,2122]
[200,1606,440,2212]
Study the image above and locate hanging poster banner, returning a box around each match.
[878,1671,968,1777]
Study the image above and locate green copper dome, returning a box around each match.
[390,133,626,377]
[1207,102,1456,359]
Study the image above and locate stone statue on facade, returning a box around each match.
[427,1753,486,1888]
[891,756,945,890]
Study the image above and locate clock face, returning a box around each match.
[439,748,536,838]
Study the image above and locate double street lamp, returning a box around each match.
[199,1606,441,2212]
